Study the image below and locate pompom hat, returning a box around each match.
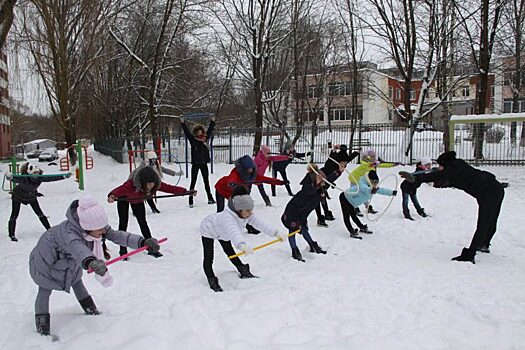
[77,195,108,231]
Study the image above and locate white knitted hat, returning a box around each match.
[77,195,108,231]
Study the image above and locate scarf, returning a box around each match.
[84,234,113,288]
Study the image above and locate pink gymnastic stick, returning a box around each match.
[87,237,168,274]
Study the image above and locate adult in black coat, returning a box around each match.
[181,116,216,207]
[405,151,505,263]
[281,164,343,261]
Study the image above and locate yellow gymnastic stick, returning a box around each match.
[228,229,301,259]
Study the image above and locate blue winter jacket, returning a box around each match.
[343,176,394,207]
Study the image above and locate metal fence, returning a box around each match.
[94,122,525,166]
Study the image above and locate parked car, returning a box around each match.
[38,148,58,162]
[26,149,44,158]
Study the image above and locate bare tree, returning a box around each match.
[0,0,16,49]
[15,0,120,163]
[335,0,367,149]
[109,0,218,151]
[500,0,525,146]
[362,0,470,158]
[456,0,506,159]
[214,0,292,154]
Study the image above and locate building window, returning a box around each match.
[396,88,401,100]
[504,101,512,113]
[329,82,344,96]
[461,86,470,97]
[329,107,349,121]
[410,90,416,101]
[307,86,317,98]
[388,86,393,98]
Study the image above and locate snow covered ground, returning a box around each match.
[0,150,524,350]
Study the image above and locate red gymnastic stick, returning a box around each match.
[87,237,168,274]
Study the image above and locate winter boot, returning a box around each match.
[208,277,223,292]
[417,208,428,218]
[451,248,476,264]
[8,219,17,241]
[147,251,163,258]
[38,215,51,230]
[359,225,373,234]
[238,264,257,279]
[79,296,100,315]
[208,198,216,205]
[35,313,50,336]
[309,241,327,254]
[355,207,364,217]
[477,245,491,253]
[246,224,260,235]
[151,208,161,214]
[264,198,272,207]
[350,228,362,239]
[291,248,304,262]
[317,220,328,227]
[324,211,335,221]
[189,195,194,208]
[317,215,328,227]
[367,205,378,214]
[404,213,414,221]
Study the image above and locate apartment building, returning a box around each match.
[0,49,11,158]
[289,62,499,130]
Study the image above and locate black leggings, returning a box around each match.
[9,198,50,237]
[190,164,213,204]
[271,168,293,196]
[117,201,151,252]
[202,236,243,278]
[339,192,365,232]
[470,181,505,250]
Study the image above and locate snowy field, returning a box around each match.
[0,149,524,350]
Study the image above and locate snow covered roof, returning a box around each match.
[450,113,525,123]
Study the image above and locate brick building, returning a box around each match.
[0,49,11,158]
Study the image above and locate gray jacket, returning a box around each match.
[29,200,144,292]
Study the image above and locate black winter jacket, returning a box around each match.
[282,170,340,228]
[320,150,359,175]
[182,120,215,164]
[401,165,425,195]
[417,159,499,199]
[11,174,66,204]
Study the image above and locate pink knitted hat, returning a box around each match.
[77,195,108,231]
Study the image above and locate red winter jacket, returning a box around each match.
[215,168,285,199]
[109,179,187,204]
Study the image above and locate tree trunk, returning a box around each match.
[0,0,16,49]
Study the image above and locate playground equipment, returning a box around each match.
[59,140,94,190]
[1,158,21,192]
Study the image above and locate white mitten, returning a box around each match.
[275,231,288,242]
[239,243,254,255]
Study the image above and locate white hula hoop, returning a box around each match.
[365,173,398,222]
[161,153,183,186]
